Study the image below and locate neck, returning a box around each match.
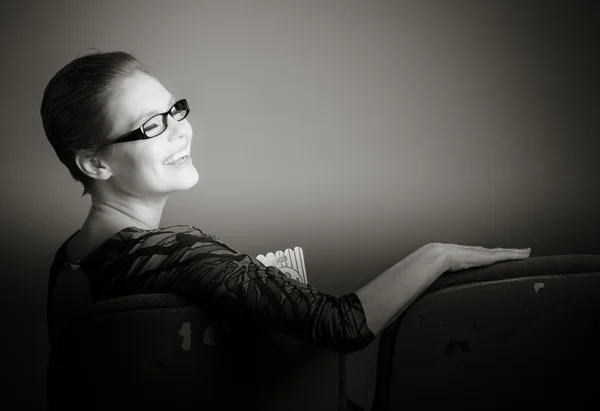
[88,191,168,231]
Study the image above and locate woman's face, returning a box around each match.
[99,72,199,198]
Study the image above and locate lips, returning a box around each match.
[164,155,189,166]
[163,147,190,165]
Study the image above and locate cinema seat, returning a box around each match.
[47,292,342,411]
[357,254,600,411]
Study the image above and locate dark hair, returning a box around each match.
[41,50,153,196]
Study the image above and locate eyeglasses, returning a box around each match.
[94,99,190,150]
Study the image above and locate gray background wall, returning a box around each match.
[1,0,598,409]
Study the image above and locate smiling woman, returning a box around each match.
[42,50,531,407]
[41,50,377,355]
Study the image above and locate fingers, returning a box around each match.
[472,246,530,253]
[498,249,531,262]
[487,247,530,252]
[462,244,531,252]
[476,246,531,262]
[442,244,532,261]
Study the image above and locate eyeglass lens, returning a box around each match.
[142,100,189,138]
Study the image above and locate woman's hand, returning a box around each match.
[356,242,532,336]
[428,243,531,272]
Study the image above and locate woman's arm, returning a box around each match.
[104,230,527,354]
[354,244,447,336]
[108,231,377,353]
[355,242,531,335]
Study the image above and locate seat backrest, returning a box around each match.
[371,255,600,411]
[49,266,94,347]
[48,293,341,411]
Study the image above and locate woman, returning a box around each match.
[42,51,531,355]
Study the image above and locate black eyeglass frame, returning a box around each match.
[94,99,190,150]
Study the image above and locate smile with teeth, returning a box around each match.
[163,152,190,165]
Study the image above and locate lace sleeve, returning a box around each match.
[113,232,375,354]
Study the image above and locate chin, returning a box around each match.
[172,167,200,192]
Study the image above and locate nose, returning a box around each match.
[165,115,191,142]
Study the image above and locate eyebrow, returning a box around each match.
[134,95,176,126]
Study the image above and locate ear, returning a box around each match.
[74,151,113,181]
